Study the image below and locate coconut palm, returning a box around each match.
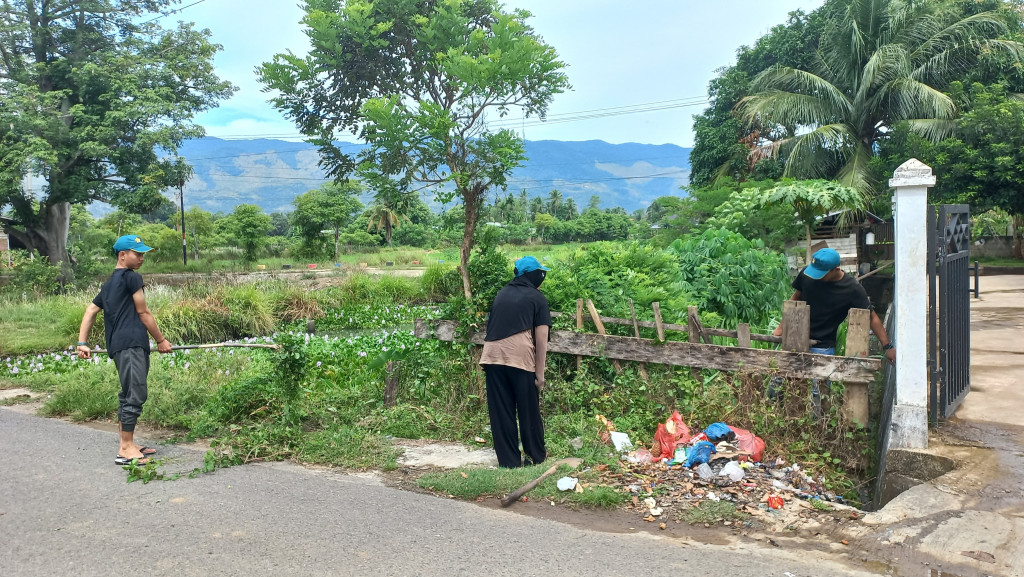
[367,202,405,249]
[737,0,1023,194]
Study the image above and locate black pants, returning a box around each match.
[484,364,545,468]
[112,347,149,433]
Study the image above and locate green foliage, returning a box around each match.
[466,228,513,311]
[222,205,273,264]
[701,183,803,251]
[667,229,791,327]
[544,242,688,322]
[762,180,864,260]
[0,0,234,277]
[258,0,569,299]
[422,264,463,301]
[292,182,365,259]
[682,501,749,525]
[220,284,276,337]
[737,0,1023,195]
[3,251,61,298]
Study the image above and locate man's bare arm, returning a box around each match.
[534,324,549,390]
[133,289,172,353]
[870,310,896,365]
[76,303,101,359]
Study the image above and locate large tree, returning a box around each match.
[0,0,234,281]
[737,0,1023,195]
[258,0,568,299]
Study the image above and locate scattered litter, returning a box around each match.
[695,462,714,480]
[720,461,745,482]
[610,431,633,452]
[556,477,578,491]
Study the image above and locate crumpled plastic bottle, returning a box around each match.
[719,460,745,482]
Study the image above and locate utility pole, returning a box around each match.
[174,157,192,267]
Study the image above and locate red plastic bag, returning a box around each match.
[652,411,691,459]
[729,426,766,462]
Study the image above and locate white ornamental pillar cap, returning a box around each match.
[889,158,936,188]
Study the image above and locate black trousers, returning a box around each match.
[484,364,545,468]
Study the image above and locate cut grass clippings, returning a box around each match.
[417,463,627,508]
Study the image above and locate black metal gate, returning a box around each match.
[928,204,971,421]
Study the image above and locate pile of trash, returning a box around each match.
[581,412,862,527]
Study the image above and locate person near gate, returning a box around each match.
[773,248,896,413]
[77,235,173,465]
[480,256,551,468]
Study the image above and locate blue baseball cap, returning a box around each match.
[514,255,550,277]
[804,248,840,279]
[112,234,155,256]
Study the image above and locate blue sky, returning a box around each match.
[179,0,825,147]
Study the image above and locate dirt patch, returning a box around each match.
[394,438,498,468]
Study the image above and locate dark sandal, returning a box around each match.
[115,455,150,466]
[138,446,157,456]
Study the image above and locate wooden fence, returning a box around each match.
[413,299,882,425]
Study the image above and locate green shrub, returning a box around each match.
[157,297,232,344]
[4,250,61,298]
[422,264,462,301]
[220,284,275,337]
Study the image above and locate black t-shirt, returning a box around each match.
[92,268,150,355]
[484,276,552,342]
[792,268,871,349]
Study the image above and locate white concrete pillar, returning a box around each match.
[888,159,934,449]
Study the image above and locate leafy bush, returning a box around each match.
[667,228,791,328]
[4,250,61,298]
[220,284,276,337]
[466,227,512,310]
[422,263,462,301]
[544,242,689,322]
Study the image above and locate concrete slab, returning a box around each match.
[918,510,1024,577]
[862,482,962,525]
[956,275,1024,426]
[395,440,498,468]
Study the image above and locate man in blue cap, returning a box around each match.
[774,247,895,414]
[76,235,172,465]
[479,256,551,468]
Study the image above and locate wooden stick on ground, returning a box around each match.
[500,457,583,507]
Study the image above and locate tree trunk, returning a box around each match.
[8,202,75,285]
[460,189,483,300]
[805,222,813,265]
[386,221,393,249]
[334,229,340,261]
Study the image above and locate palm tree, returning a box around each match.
[367,203,403,249]
[546,189,562,217]
[738,0,1022,194]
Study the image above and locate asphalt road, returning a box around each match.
[0,408,878,577]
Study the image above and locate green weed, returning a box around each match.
[682,501,749,524]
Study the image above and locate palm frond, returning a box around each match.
[834,143,875,197]
[870,78,956,124]
[781,123,855,180]
[904,118,958,143]
[855,43,910,107]
[910,11,1008,64]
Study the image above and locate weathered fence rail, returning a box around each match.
[413,319,881,383]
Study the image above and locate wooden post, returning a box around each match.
[686,305,702,382]
[628,299,649,380]
[737,323,751,348]
[384,361,399,408]
[576,299,584,371]
[781,301,810,352]
[842,308,871,426]
[586,299,622,372]
[652,302,666,342]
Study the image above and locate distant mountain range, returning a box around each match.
[153,137,691,215]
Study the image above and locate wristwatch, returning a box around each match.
[882,343,894,351]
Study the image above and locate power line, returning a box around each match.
[140,0,212,25]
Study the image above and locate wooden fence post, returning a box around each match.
[628,299,649,380]
[586,299,622,373]
[737,323,751,348]
[576,299,584,371]
[781,301,810,352]
[384,361,399,408]
[842,308,871,426]
[652,302,666,343]
[685,305,702,382]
